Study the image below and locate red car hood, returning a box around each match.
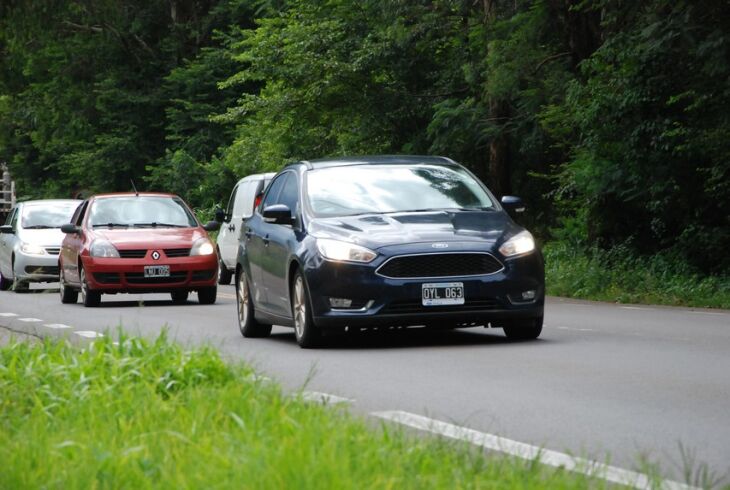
[93,227,207,248]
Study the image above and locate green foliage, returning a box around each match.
[0,333,602,488]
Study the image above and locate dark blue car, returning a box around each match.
[235,155,544,348]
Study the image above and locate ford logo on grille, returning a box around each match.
[431,243,449,249]
[151,251,160,260]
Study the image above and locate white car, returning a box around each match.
[0,199,81,291]
[215,173,274,284]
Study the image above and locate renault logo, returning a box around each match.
[152,251,160,260]
[431,243,449,249]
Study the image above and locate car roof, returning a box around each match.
[286,155,458,170]
[235,172,276,186]
[90,192,178,199]
[18,199,81,206]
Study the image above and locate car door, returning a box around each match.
[0,206,18,277]
[218,182,242,268]
[244,174,287,313]
[60,200,88,285]
[258,171,300,317]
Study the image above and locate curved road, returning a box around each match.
[2,284,729,486]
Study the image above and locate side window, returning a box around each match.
[10,206,19,229]
[260,174,288,210]
[5,207,17,227]
[278,173,299,215]
[226,185,239,218]
[234,181,255,219]
[74,201,89,226]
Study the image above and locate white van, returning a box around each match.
[216,173,275,284]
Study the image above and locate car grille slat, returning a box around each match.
[381,298,500,315]
[164,248,191,258]
[118,249,148,259]
[24,265,59,275]
[124,272,188,284]
[44,247,60,255]
[376,253,503,279]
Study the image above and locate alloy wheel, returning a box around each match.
[237,271,249,327]
[293,276,306,339]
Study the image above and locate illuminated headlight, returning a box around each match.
[499,230,535,258]
[316,238,376,263]
[89,239,120,258]
[20,242,47,255]
[191,238,215,256]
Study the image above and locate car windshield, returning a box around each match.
[89,196,198,228]
[21,202,79,229]
[306,164,495,217]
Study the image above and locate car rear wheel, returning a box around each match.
[218,257,232,285]
[198,286,217,304]
[80,266,101,307]
[292,271,321,348]
[502,316,543,340]
[171,290,189,304]
[237,271,271,338]
[0,269,10,291]
[59,267,78,304]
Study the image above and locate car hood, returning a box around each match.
[92,227,207,248]
[308,210,520,250]
[18,228,66,247]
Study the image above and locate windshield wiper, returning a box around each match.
[132,222,188,228]
[23,225,54,229]
[92,223,130,228]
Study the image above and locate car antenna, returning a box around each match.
[130,179,139,196]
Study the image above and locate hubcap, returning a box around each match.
[237,273,248,327]
[59,270,65,299]
[293,277,306,339]
[80,269,87,302]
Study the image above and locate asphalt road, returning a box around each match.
[2,284,729,486]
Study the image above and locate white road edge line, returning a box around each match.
[372,410,696,490]
[74,331,104,339]
[44,323,73,329]
[0,312,19,317]
[301,391,354,405]
[18,318,43,322]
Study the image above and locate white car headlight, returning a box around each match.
[89,239,120,258]
[316,238,376,263]
[20,242,47,255]
[499,230,536,257]
[191,238,215,256]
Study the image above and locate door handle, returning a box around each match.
[228,224,236,232]
[244,230,255,240]
[263,234,270,246]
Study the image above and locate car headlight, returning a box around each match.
[191,238,215,256]
[20,242,46,255]
[89,239,120,258]
[316,238,377,263]
[499,230,536,257]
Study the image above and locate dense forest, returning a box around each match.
[1,0,728,275]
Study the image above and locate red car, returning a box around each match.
[59,192,220,307]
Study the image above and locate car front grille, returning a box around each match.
[376,253,503,279]
[24,265,59,275]
[380,297,500,315]
[164,248,191,258]
[118,249,148,259]
[45,247,60,255]
[94,272,121,284]
[124,272,188,284]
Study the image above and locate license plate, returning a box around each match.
[422,282,465,306]
[144,265,170,278]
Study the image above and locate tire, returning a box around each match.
[291,271,322,348]
[80,266,101,307]
[198,286,217,304]
[237,271,271,338]
[171,290,189,304]
[503,316,543,340]
[218,257,232,285]
[12,276,28,292]
[59,267,78,304]
[0,269,10,291]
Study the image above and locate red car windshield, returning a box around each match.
[89,196,198,228]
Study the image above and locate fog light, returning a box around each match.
[521,290,536,300]
[329,298,353,308]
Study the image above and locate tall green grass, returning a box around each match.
[0,333,602,489]
[544,242,730,309]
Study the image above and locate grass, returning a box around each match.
[544,242,730,309]
[0,333,610,489]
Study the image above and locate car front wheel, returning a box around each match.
[198,286,217,304]
[237,271,271,338]
[503,316,543,340]
[80,266,101,307]
[171,290,189,304]
[59,267,78,304]
[291,271,321,348]
[0,268,10,291]
[218,257,232,285]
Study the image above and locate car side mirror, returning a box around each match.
[501,196,526,214]
[214,207,227,223]
[0,225,14,234]
[203,221,221,232]
[262,204,294,225]
[61,224,80,234]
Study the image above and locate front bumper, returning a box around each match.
[14,250,60,282]
[81,254,218,293]
[305,250,544,329]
